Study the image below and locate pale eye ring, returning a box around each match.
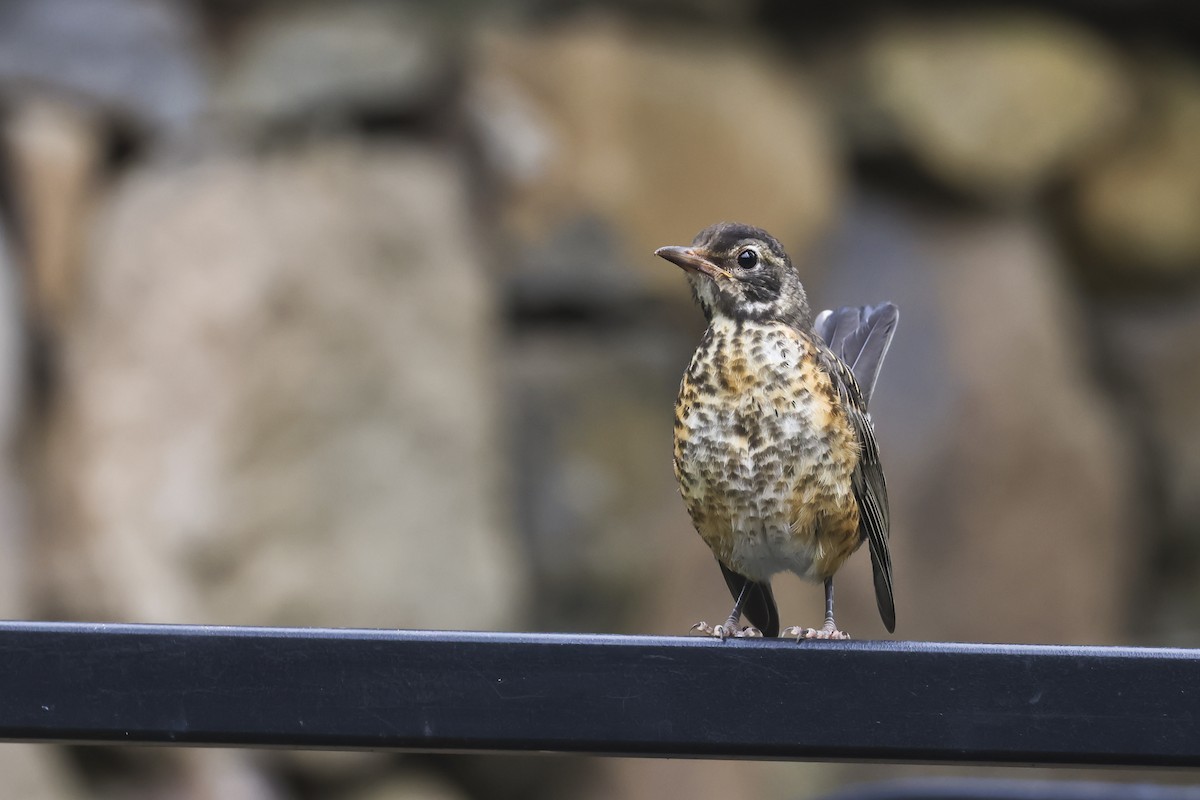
[736,248,759,269]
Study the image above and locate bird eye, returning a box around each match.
[736,248,759,269]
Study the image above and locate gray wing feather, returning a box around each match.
[815,303,898,408]
[816,319,898,633]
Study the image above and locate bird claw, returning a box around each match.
[692,622,763,640]
[781,625,851,641]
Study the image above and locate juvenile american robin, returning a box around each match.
[656,222,897,640]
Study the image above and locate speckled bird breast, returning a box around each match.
[673,317,862,583]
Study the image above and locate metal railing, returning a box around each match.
[0,622,1196,767]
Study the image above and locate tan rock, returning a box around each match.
[580,758,834,800]
[859,12,1131,200]
[3,97,102,333]
[42,140,526,631]
[469,16,840,296]
[0,124,86,800]
[0,745,88,800]
[1071,52,1200,280]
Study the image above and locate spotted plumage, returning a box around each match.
[656,222,897,640]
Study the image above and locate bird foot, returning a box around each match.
[781,625,851,641]
[692,621,763,640]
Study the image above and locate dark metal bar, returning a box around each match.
[0,622,1197,766]
[821,780,1200,800]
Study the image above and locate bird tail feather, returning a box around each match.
[813,303,899,407]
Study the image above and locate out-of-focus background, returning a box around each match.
[1,0,1199,797]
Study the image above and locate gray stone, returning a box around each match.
[0,199,26,544]
[1070,52,1200,281]
[0,0,206,134]
[216,2,455,130]
[812,191,1136,644]
[506,326,696,632]
[856,12,1132,201]
[1097,297,1200,642]
[504,216,655,315]
[169,750,281,800]
[43,139,526,632]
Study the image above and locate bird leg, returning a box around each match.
[692,580,763,639]
[781,577,850,640]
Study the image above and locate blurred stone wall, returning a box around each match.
[0,0,1198,798]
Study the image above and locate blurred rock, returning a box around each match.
[266,749,391,786]
[0,0,206,135]
[856,12,1131,201]
[216,2,456,131]
[1070,52,1200,282]
[596,0,759,24]
[469,16,840,299]
[3,97,103,335]
[0,211,79,800]
[0,745,87,800]
[506,326,692,632]
[581,758,832,800]
[174,749,282,800]
[814,191,1136,644]
[0,200,28,607]
[1097,298,1200,641]
[503,216,654,317]
[339,772,469,800]
[42,139,526,631]
[80,747,280,800]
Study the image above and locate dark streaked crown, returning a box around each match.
[692,222,790,267]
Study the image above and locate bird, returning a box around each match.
[655,222,897,640]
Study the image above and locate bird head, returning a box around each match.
[655,222,810,327]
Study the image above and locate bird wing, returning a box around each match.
[816,340,897,633]
[850,393,896,633]
[814,303,899,407]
